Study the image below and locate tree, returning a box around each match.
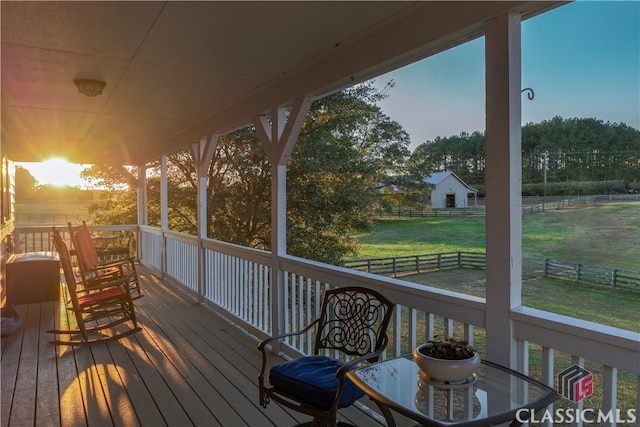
[15,166,38,200]
[207,128,272,248]
[287,83,410,262]
[408,116,640,192]
[82,82,411,264]
[81,165,140,225]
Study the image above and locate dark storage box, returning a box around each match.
[6,252,60,304]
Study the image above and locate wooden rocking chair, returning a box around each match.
[68,221,142,299]
[49,229,141,346]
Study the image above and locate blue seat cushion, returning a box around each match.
[269,355,365,410]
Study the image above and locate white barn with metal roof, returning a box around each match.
[426,171,478,209]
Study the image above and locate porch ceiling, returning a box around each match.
[1,1,560,166]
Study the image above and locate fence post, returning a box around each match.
[416,255,420,274]
[544,258,549,276]
[576,264,581,281]
[392,258,397,277]
[612,269,617,288]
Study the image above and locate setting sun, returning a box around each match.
[18,158,89,188]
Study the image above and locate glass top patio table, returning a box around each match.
[347,356,560,427]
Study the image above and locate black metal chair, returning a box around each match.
[258,286,394,427]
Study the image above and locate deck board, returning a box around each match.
[1,268,388,427]
[35,302,60,427]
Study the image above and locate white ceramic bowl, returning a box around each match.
[413,343,481,383]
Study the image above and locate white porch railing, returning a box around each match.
[12,224,138,255]
[12,225,640,426]
[202,238,272,330]
[139,225,163,272]
[136,227,638,426]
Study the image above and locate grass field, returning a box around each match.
[359,203,640,414]
[15,200,92,226]
[352,201,640,269]
[350,202,640,332]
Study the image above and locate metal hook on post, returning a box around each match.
[521,87,535,100]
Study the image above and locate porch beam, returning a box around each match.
[253,95,313,344]
[190,134,218,179]
[254,94,314,165]
[484,11,522,368]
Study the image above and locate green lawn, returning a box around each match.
[15,200,92,226]
[352,202,640,269]
[350,202,640,332]
[362,204,639,413]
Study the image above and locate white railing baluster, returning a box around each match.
[569,355,585,427]
[291,273,298,349]
[408,308,417,351]
[515,339,530,416]
[305,277,312,355]
[464,323,474,346]
[444,317,454,338]
[541,347,555,427]
[298,274,304,350]
[425,312,434,342]
[603,366,618,427]
[393,308,402,356]
[283,273,290,344]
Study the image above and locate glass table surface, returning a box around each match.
[347,356,560,427]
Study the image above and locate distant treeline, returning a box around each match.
[409,117,640,190]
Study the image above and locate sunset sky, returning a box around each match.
[374,0,639,148]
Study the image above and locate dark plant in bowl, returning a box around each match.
[414,337,480,382]
[419,337,476,360]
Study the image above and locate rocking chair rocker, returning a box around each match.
[49,229,141,346]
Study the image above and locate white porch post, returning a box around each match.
[161,155,169,277]
[190,135,218,302]
[254,95,314,344]
[137,165,147,261]
[484,11,522,368]
[137,165,148,227]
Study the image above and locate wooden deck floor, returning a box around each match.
[1,268,387,427]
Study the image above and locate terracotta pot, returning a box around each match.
[413,343,481,383]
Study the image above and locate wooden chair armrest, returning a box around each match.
[76,276,132,296]
[96,257,136,270]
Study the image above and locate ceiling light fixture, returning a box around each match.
[73,79,106,97]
